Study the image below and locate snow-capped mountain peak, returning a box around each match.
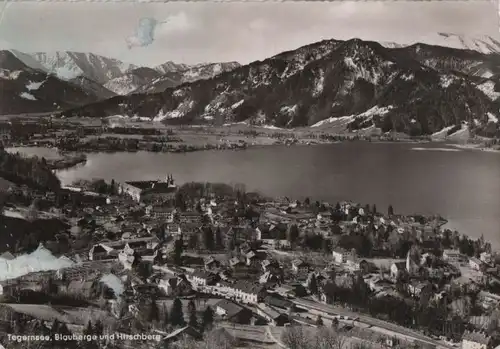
[29,51,137,83]
[382,33,500,55]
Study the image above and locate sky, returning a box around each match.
[0,1,498,67]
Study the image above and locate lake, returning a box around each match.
[13,143,500,248]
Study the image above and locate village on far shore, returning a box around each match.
[0,165,499,349]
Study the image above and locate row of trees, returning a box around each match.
[143,297,215,333]
[319,275,469,340]
[0,147,61,190]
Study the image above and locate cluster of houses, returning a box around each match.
[3,174,500,349]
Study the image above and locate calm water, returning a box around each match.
[18,143,500,248]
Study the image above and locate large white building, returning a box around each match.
[332,248,357,264]
[443,249,465,264]
[119,175,177,202]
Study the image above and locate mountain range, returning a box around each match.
[61,36,500,137]
[0,51,103,115]
[0,49,241,115]
[1,33,500,137]
[382,33,500,55]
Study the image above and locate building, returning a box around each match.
[88,243,123,261]
[332,248,357,264]
[291,259,309,273]
[469,257,484,272]
[461,330,492,349]
[64,280,98,299]
[390,262,407,279]
[214,299,252,324]
[146,206,175,221]
[119,175,177,202]
[480,252,492,265]
[232,281,267,304]
[443,249,465,264]
[187,271,217,287]
[256,303,289,326]
[408,282,432,298]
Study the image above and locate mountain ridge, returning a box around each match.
[0,51,104,115]
[61,37,500,138]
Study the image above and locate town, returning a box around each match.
[0,148,498,349]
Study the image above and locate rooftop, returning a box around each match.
[215,299,244,318]
[463,330,491,344]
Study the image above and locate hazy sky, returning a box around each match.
[0,1,498,66]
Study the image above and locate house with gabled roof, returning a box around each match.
[186,271,218,287]
[232,281,267,304]
[214,299,252,324]
[291,259,309,273]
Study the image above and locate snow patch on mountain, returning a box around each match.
[231,100,244,109]
[487,112,498,123]
[400,73,414,81]
[382,33,500,54]
[19,92,36,101]
[312,69,325,97]
[154,109,181,121]
[447,123,470,141]
[55,66,84,80]
[280,105,298,116]
[431,126,456,139]
[30,51,136,83]
[154,100,195,121]
[311,115,354,128]
[260,125,283,130]
[0,69,21,80]
[104,76,137,95]
[343,54,385,86]
[26,80,44,91]
[476,80,500,101]
[440,75,458,89]
[311,106,393,128]
[356,105,394,119]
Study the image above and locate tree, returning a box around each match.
[388,205,394,217]
[308,274,318,295]
[26,198,39,222]
[110,179,117,195]
[163,305,169,327]
[372,204,377,215]
[200,328,239,349]
[288,224,300,245]
[148,298,160,324]
[188,300,198,328]
[188,233,199,250]
[93,320,103,336]
[44,275,58,295]
[175,192,187,212]
[172,238,183,265]
[203,226,215,250]
[281,326,310,349]
[201,306,214,332]
[331,317,339,329]
[364,204,370,215]
[170,298,185,327]
[215,227,223,249]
